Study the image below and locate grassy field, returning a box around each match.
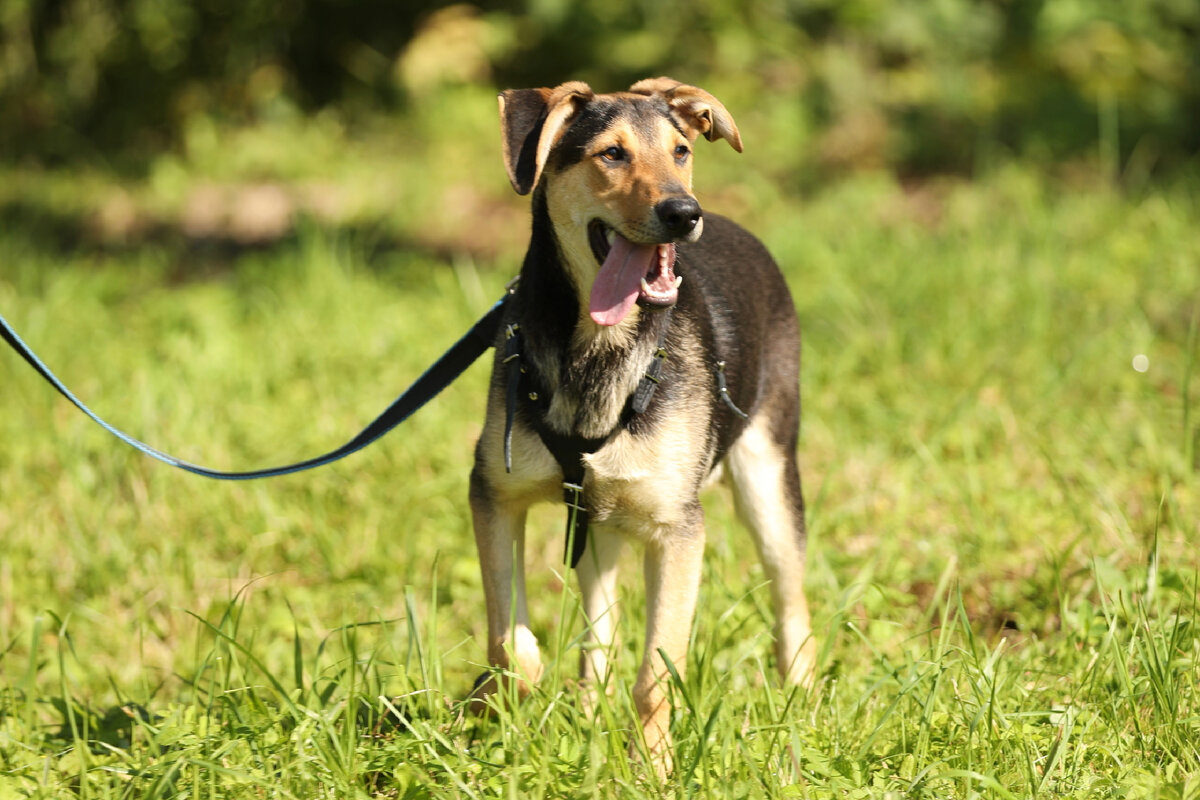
[1,147,1199,797]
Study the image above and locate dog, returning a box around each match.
[469,77,815,770]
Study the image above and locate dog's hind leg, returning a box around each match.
[577,529,625,687]
[468,471,543,706]
[727,414,817,688]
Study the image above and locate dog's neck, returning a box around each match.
[514,192,665,439]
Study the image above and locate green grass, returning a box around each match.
[1,158,1198,798]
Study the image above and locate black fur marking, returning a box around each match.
[501,88,554,195]
[549,95,682,175]
[551,101,623,171]
[511,192,580,348]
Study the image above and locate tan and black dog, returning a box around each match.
[469,77,815,768]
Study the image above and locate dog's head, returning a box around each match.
[499,78,742,327]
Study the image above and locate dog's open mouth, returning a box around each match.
[587,221,681,327]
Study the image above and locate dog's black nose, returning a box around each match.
[655,197,702,238]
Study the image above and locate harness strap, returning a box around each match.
[0,296,508,480]
[531,425,607,568]
[715,360,750,420]
[502,322,522,472]
[632,306,674,414]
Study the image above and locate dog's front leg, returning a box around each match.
[577,528,625,688]
[469,470,542,705]
[633,504,705,775]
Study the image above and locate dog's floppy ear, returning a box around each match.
[498,81,594,195]
[629,77,743,153]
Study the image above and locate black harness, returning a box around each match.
[500,295,752,569]
[500,307,675,568]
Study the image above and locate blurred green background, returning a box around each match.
[4,0,1200,173]
[4,0,1200,177]
[2,4,1200,796]
[3,0,1198,266]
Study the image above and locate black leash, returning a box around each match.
[3,281,747,569]
[0,296,508,480]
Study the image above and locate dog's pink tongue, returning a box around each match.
[589,233,656,326]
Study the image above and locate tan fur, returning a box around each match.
[633,513,705,771]
[547,331,655,440]
[628,78,744,151]
[576,529,625,685]
[726,414,816,686]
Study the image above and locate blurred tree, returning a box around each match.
[0,0,1196,176]
[0,0,444,160]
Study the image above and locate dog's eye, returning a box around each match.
[600,146,626,162]
[674,144,691,160]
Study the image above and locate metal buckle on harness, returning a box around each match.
[562,480,585,510]
[632,347,669,414]
[561,480,589,568]
[502,323,521,364]
[644,347,667,383]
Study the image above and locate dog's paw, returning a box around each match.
[629,727,674,781]
[467,670,498,715]
[781,635,819,691]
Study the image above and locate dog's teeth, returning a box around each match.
[673,274,683,289]
[640,278,652,294]
[605,229,615,246]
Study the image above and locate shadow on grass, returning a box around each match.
[0,198,483,277]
